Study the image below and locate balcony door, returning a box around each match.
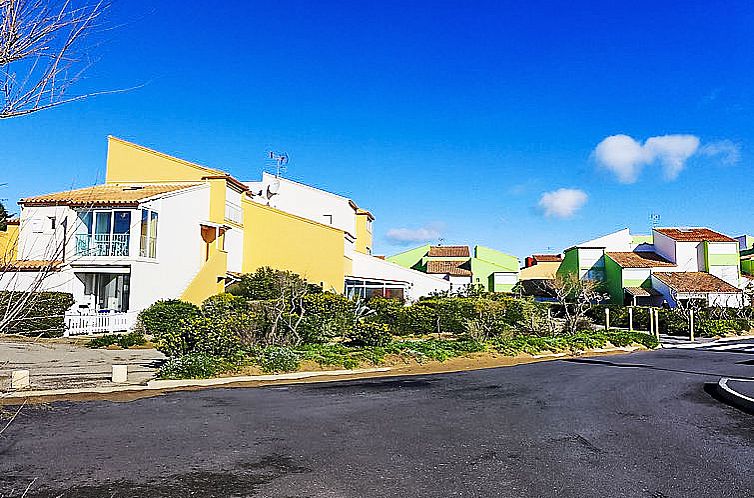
[78,272,130,312]
[76,210,132,257]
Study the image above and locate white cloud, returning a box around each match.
[538,188,588,219]
[386,225,442,244]
[700,140,741,165]
[593,134,649,183]
[594,134,702,182]
[644,135,700,180]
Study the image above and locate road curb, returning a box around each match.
[0,367,392,401]
[716,378,754,414]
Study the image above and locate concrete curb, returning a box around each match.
[716,378,754,414]
[0,367,392,400]
[662,334,754,349]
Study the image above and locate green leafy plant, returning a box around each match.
[86,331,146,349]
[158,353,242,379]
[255,346,301,373]
[138,299,200,353]
[348,321,392,347]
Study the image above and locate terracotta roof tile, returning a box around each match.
[426,260,472,276]
[654,228,736,243]
[605,251,675,268]
[624,286,662,297]
[21,184,200,207]
[428,245,470,258]
[653,272,741,294]
[532,254,562,263]
[4,260,63,271]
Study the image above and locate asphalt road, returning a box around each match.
[2,340,754,498]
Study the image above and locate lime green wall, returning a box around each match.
[604,255,623,304]
[742,259,754,276]
[631,235,653,246]
[386,244,430,270]
[474,246,519,271]
[557,248,579,278]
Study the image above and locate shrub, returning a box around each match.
[139,299,200,339]
[158,353,241,379]
[255,346,301,373]
[366,296,405,329]
[0,291,74,337]
[299,293,356,343]
[348,322,392,347]
[230,267,320,300]
[86,331,146,349]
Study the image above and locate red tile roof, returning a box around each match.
[426,260,472,276]
[532,254,562,263]
[428,245,470,258]
[3,260,63,271]
[653,272,741,294]
[21,184,200,207]
[654,228,736,243]
[605,251,675,268]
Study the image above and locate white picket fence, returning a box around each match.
[64,311,138,336]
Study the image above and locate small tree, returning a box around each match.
[547,274,606,334]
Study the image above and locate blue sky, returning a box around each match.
[3,1,754,259]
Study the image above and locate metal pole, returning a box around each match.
[627,307,632,331]
[655,309,661,340]
[690,309,695,342]
[649,307,654,336]
[605,307,610,331]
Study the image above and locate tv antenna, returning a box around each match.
[437,237,445,246]
[649,212,661,230]
[268,151,289,178]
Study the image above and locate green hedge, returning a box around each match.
[0,291,74,337]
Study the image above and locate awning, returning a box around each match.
[624,287,661,298]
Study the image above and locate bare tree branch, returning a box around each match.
[0,0,116,119]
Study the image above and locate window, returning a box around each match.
[586,268,605,281]
[48,216,56,230]
[75,210,131,257]
[323,214,333,225]
[139,209,158,258]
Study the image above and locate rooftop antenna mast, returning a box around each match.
[649,212,661,230]
[268,151,289,178]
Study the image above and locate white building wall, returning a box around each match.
[652,231,676,264]
[577,228,632,252]
[349,252,451,301]
[128,186,211,311]
[248,172,357,236]
[623,268,651,282]
[16,205,73,261]
[225,229,244,274]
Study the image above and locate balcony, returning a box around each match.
[75,234,130,257]
[225,201,243,225]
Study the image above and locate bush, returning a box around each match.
[0,291,74,337]
[348,322,392,347]
[255,346,301,373]
[230,267,320,300]
[86,331,146,349]
[299,293,357,343]
[139,299,200,348]
[158,353,241,379]
[387,338,486,362]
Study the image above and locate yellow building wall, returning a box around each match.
[242,198,345,293]
[105,136,224,184]
[0,224,19,262]
[181,249,227,305]
[355,213,373,254]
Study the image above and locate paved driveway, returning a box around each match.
[0,338,165,390]
[1,341,753,497]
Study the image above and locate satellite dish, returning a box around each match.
[266,179,281,198]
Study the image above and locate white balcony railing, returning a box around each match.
[64,311,138,336]
[225,201,243,224]
[75,234,130,257]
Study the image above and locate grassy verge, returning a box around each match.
[157,330,659,380]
